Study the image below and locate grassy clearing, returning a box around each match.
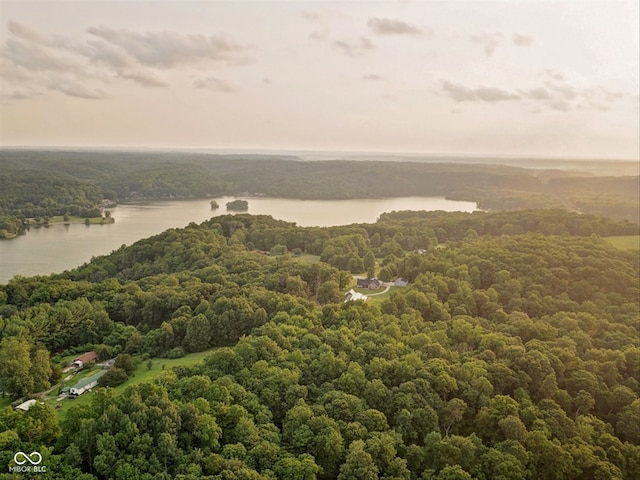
[294,254,321,263]
[347,285,398,304]
[0,397,12,410]
[30,215,114,226]
[365,286,397,304]
[605,235,640,251]
[50,349,214,419]
[51,215,114,225]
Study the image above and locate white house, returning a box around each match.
[69,370,107,396]
[344,289,368,302]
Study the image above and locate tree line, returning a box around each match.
[1,149,638,237]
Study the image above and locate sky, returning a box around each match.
[0,0,638,159]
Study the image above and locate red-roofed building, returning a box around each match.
[72,351,98,368]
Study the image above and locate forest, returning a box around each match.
[0,149,638,237]
[0,208,638,479]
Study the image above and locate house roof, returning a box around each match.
[73,351,98,363]
[71,370,107,390]
[345,289,368,302]
[15,399,37,411]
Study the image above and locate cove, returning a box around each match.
[0,196,477,283]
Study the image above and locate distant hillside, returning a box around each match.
[0,149,638,238]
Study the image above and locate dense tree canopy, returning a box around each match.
[0,209,638,479]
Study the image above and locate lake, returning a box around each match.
[0,196,477,283]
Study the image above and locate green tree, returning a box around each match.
[273,454,319,480]
[0,337,34,397]
[183,314,212,353]
[98,367,129,387]
[114,353,136,376]
[442,398,467,436]
[317,280,342,304]
[616,399,640,444]
[338,440,379,480]
[364,251,376,278]
[435,465,473,480]
[31,348,53,392]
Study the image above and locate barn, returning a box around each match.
[72,351,99,369]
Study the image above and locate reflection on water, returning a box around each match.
[0,196,477,283]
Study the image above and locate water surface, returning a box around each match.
[0,196,477,283]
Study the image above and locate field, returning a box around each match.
[293,253,321,263]
[605,235,640,251]
[48,349,214,419]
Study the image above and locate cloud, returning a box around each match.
[441,81,519,102]
[193,76,238,93]
[7,21,48,45]
[119,70,167,88]
[0,61,31,82]
[2,21,253,100]
[469,32,533,55]
[543,69,564,81]
[7,90,31,100]
[363,74,382,81]
[523,87,552,101]
[367,18,422,35]
[87,27,249,68]
[544,81,578,100]
[301,10,332,41]
[3,38,80,72]
[309,30,329,41]
[521,75,625,112]
[470,32,502,56]
[513,34,534,46]
[599,87,624,102]
[49,79,106,99]
[547,100,571,112]
[80,39,137,70]
[0,90,33,104]
[334,38,375,57]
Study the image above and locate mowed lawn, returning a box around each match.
[293,253,321,263]
[51,349,214,419]
[605,235,640,251]
[352,285,398,304]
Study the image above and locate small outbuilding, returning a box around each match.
[15,399,37,411]
[72,351,99,369]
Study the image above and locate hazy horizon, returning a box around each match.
[1,145,638,163]
[1,1,638,159]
